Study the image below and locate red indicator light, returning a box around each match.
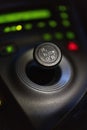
[67,42,79,51]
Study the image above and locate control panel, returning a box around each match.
[0,0,87,130]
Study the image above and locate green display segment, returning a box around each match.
[58,5,67,11]
[0,9,51,24]
[55,32,64,40]
[49,20,57,28]
[6,45,14,53]
[66,32,75,39]
[43,33,52,41]
[24,24,32,30]
[60,13,69,19]
[62,20,71,27]
[37,22,46,28]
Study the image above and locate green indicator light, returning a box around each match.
[58,5,67,11]
[24,24,32,30]
[49,20,57,28]
[60,13,69,19]
[0,9,51,24]
[55,32,63,40]
[6,45,14,53]
[62,20,71,27]
[66,32,75,39]
[37,22,45,28]
[43,33,52,41]
[11,26,16,32]
[4,27,11,33]
[4,25,22,33]
[16,25,22,31]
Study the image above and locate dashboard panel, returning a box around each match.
[0,0,87,130]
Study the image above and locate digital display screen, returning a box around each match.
[0,9,51,24]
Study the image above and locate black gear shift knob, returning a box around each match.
[34,42,62,68]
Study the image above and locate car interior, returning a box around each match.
[0,0,87,130]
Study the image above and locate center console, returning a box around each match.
[0,0,87,130]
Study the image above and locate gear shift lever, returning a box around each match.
[16,42,72,91]
[34,42,62,68]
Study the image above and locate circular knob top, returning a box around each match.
[34,42,62,67]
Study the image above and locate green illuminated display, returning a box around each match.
[4,25,22,33]
[66,32,75,39]
[55,32,64,40]
[58,5,67,11]
[6,45,14,53]
[60,13,69,19]
[0,9,51,24]
[49,20,57,28]
[10,26,17,32]
[62,20,71,27]
[16,25,22,31]
[37,22,46,28]
[43,33,52,41]
[4,27,11,33]
[24,24,32,30]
